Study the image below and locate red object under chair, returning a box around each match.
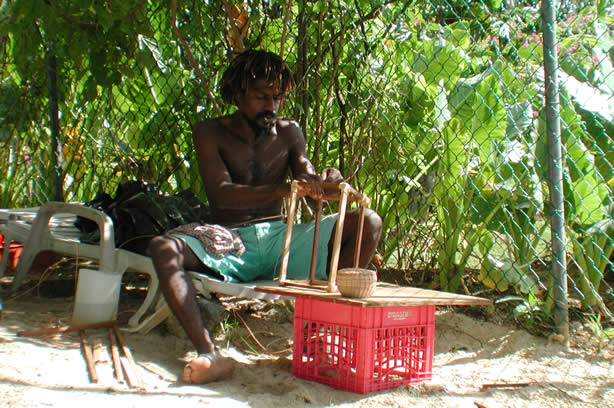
[0,233,24,275]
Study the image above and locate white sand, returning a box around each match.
[0,293,612,408]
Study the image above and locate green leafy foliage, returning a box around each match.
[497,291,550,329]
[0,1,613,327]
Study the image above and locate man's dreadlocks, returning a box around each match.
[220,50,295,105]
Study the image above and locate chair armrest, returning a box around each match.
[33,202,116,272]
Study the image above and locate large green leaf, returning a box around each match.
[410,39,468,89]
[506,99,534,139]
[479,253,537,294]
[471,74,507,161]
[560,107,609,225]
[559,71,614,123]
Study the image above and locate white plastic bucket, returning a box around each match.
[72,268,121,324]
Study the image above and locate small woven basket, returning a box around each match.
[336,268,377,298]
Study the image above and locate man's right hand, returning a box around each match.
[294,175,324,200]
[294,167,344,200]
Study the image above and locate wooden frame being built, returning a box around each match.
[278,181,371,293]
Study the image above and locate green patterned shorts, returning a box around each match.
[172,214,337,282]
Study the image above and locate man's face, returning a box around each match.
[236,79,283,130]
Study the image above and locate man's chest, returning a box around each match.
[218,136,290,183]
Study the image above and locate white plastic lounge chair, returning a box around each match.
[0,202,284,333]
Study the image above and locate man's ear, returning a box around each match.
[233,88,246,106]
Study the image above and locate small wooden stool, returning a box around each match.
[278,181,371,293]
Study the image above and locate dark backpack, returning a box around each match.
[75,181,210,255]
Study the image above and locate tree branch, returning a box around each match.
[170,0,221,116]
[220,0,246,52]
[279,0,292,58]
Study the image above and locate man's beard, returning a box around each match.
[244,111,277,137]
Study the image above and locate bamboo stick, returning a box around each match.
[18,320,123,337]
[308,200,322,282]
[481,382,531,390]
[108,327,124,383]
[279,181,299,285]
[328,183,350,292]
[79,331,98,383]
[113,326,144,389]
[120,356,140,388]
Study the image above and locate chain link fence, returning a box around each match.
[1,1,613,342]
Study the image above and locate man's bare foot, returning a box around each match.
[183,352,234,384]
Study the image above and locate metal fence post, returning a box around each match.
[542,0,569,343]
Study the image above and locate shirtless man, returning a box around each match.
[148,50,382,384]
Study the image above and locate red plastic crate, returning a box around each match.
[292,297,435,394]
[0,233,23,275]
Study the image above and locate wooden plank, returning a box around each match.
[278,280,328,290]
[256,282,492,307]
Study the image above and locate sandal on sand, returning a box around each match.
[183,351,235,384]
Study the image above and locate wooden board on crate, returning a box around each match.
[256,282,493,308]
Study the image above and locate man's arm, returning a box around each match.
[286,121,344,197]
[192,121,289,211]
[287,120,320,183]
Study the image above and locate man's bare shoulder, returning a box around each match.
[192,117,236,151]
[275,118,303,141]
[192,117,227,138]
[276,117,299,129]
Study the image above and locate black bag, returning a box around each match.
[75,181,210,255]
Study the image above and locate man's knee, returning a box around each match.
[149,235,172,255]
[363,209,383,241]
[148,236,182,268]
